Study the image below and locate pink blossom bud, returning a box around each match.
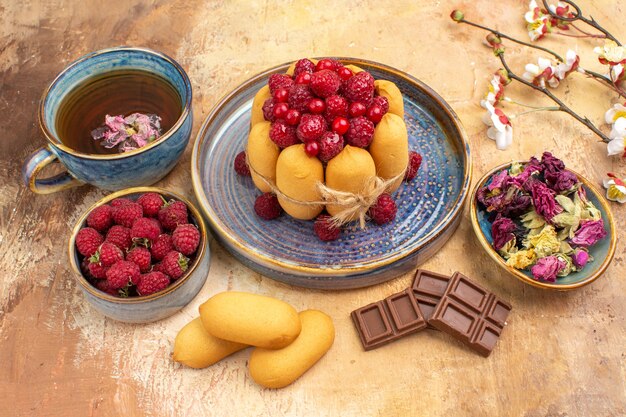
[496,69,512,85]
[486,33,502,47]
[450,10,464,22]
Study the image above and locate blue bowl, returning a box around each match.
[23,47,193,194]
[192,58,471,289]
[470,161,617,290]
[68,187,210,323]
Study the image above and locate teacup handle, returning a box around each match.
[22,146,84,194]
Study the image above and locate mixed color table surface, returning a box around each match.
[1,1,624,416]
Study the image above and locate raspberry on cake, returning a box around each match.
[242,57,414,240]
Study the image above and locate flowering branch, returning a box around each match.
[451,11,611,143]
[456,17,563,61]
[454,12,624,99]
[540,0,621,45]
[495,52,611,143]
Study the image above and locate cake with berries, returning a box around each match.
[237,58,421,241]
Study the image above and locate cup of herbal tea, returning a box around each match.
[22,46,192,194]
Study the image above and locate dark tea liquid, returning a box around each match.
[55,69,182,154]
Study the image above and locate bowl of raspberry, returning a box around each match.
[68,187,210,323]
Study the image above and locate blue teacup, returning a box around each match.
[22,47,193,194]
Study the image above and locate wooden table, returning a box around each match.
[2,1,624,415]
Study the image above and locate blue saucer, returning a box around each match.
[192,58,471,289]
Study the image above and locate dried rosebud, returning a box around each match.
[571,219,607,247]
[488,169,509,192]
[530,180,563,221]
[571,248,589,269]
[541,152,566,184]
[491,216,517,251]
[450,10,464,22]
[548,170,578,193]
[501,194,532,218]
[531,255,566,282]
[510,157,542,188]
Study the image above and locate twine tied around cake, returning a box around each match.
[245,152,407,229]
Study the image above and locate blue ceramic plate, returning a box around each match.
[470,162,616,290]
[192,58,471,289]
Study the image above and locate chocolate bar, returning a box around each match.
[351,288,427,351]
[428,272,512,357]
[410,269,452,322]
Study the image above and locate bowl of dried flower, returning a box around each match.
[470,152,616,290]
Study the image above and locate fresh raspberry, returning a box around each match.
[126,246,152,273]
[158,201,188,231]
[105,225,132,251]
[345,116,375,148]
[269,120,299,148]
[368,193,397,225]
[88,261,109,279]
[296,114,327,143]
[288,84,314,113]
[314,215,341,241]
[110,198,132,207]
[343,71,375,105]
[234,151,251,176]
[80,256,92,277]
[112,202,143,228]
[137,271,170,296]
[268,74,294,94]
[318,132,344,163]
[324,95,349,124]
[310,70,341,98]
[404,151,423,181]
[262,98,276,122]
[161,251,189,280]
[75,227,104,257]
[152,262,166,275]
[137,192,165,218]
[131,217,162,244]
[90,242,124,267]
[95,279,118,296]
[86,205,113,233]
[293,58,315,77]
[106,260,141,289]
[373,96,389,114]
[254,193,282,220]
[172,224,201,256]
[151,234,174,261]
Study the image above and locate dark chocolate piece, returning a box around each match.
[410,269,453,322]
[428,272,512,357]
[351,288,427,351]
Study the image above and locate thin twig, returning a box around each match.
[570,22,605,38]
[459,18,563,61]
[457,16,626,100]
[497,53,611,143]
[541,0,620,45]
[556,31,604,39]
